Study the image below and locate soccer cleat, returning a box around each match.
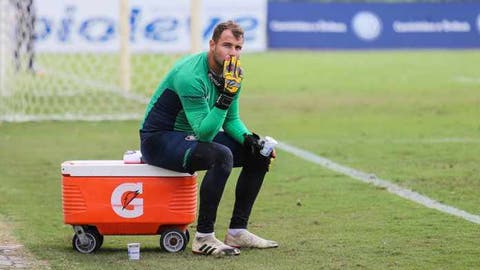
[224,230,279,249]
[192,234,240,257]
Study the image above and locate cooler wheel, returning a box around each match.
[160,228,188,253]
[72,227,103,254]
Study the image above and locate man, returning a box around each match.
[140,21,278,257]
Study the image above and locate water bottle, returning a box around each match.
[260,136,278,157]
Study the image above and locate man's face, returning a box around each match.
[210,29,244,71]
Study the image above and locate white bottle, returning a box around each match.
[260,136,278,157]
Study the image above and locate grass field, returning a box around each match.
[0,50,479,269]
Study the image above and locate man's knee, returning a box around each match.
[188,142,234,172]
[244,152,271,172]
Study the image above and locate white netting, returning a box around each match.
[0,0,267,122]
[0,0,184,122]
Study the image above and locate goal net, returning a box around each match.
[0,0,266,122]
[0,0,189,122]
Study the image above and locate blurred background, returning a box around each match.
[0,0,478,122]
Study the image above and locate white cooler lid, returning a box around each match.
[61,160,193,177]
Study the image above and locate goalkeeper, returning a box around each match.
[140,21,278,257]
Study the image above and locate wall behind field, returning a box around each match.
[31,0,480,52]
[268,2,480,49]
[34,0,267,53]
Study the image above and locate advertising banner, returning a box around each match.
[201,0,267,52]
[268,3,480,49]
[34,0,267,53]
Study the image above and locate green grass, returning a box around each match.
[1,50,480,269]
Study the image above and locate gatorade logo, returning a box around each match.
[111,183,144,218]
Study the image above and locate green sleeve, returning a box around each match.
[223,91,250,144]
[177,76,227,142]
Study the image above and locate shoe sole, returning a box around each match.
[192,250,240,257]
[224,242,279,249]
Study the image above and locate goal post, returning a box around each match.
[0,0,13,98]
[119,0,130,94]
[190,0,202,54]
[0,0,6,97]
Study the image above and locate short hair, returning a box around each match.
[211,20,244,42]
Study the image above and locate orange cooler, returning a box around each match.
[61,160,197,254]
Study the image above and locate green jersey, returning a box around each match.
[141,52,249,143]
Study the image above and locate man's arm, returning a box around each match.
[223,92,250,143]
[179,56,244,142]
[178,77,227,142]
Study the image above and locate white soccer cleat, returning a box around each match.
[192,234,240,257]
[224,230,279,249]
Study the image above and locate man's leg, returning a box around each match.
[229,160,268,229]
[211,133,269,229]
[226,157,278,248]
[188,142,234,233]
[141,131,237,234]
[187,141,241,256]
[141,131,239,256]
[212,133,278,249]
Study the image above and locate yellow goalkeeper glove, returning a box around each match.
[215,56,243,110]
[223,56,243,94]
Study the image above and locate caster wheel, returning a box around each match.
[72,228,102,254]
[185,229,190,243]
[160,228,187,253]
[97,234,104,248]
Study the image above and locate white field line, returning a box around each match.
[390,138,480,144]
[309,138,480,145]
[277,141,480,225]
[453,76,480,84]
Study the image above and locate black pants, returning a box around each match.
[140,131,269,233]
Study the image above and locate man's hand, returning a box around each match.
[223,56,243,94]
[243,133,276,171]
[215,56,243,110]
[243,133,262,155]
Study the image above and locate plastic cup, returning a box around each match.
[127,243,140,260]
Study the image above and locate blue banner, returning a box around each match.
[268,3,480,49]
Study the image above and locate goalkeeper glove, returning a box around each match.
[243,133,276,171]
[215,56,243,110]
[243,133,262,155]
[223,56,243,94]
